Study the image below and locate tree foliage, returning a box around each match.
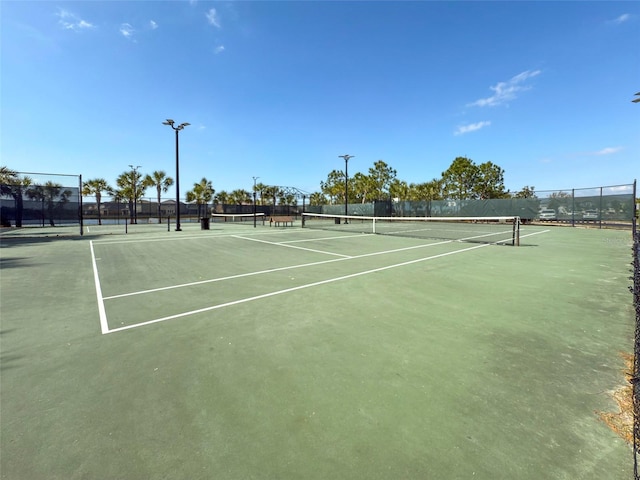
[186,177,214,218]
[514,185,536,199]
[143,171,173,223]
[0,167,31,227]
[82,178,111,225]
[229,189,251,205]
[440,157,508,200]
[115,170,145,224]
[367,160,397,200]
[26,182,72,226]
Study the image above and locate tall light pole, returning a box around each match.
[338,154,354,223]
[162,119,190,231]
[128,164,141,224]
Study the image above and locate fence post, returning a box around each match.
[599,187,603,229]
[79,174,84,236]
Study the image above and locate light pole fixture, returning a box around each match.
[633,92,640,103]
[338,154,354,223]
[162,119,190,231]
[128,164,141,224]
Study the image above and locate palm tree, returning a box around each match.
[0,166,17,184]
[82,178,111,225]
[27,182,72,226]
[186,177,214,219]
[213,190,230,209]
[254,182,268,205]
[0,167,31,227]
[25,185,46,226]
[230,189,250,205]
[143,171,173,223]
[115,170,144,224]
[262,186,281,207]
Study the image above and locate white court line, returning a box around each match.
[97,228,551,333]
[103,257,348,300]
[103,237,453,300]
[279,233,369,244]
[521,229,550,238]
[233,235,353,257]
[90,228,315,246]
[105,242,490,334]
[89,240,109,334]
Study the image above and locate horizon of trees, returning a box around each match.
[4,157,638,215]
[317,156,535,206]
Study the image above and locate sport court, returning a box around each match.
[0,219,634,479]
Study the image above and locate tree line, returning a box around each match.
[2,157,540,226]
[316,156,536,205]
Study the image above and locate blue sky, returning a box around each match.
[1,1,638,198]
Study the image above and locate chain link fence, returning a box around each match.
[76,196,306,225]
[633,215,640,479]
[308,182,637,228]
[1,172,81,229]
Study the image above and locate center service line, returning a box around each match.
[105,242,489,334]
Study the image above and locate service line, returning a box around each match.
[105,241,489,334]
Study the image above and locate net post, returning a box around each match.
[253,191,257,228]
[514,217,520,246]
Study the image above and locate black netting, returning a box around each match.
[1,184,80,228]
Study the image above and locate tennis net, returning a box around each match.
[211,213,266,224]
[301,213,520,245]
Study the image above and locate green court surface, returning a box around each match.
[0,222,635,479]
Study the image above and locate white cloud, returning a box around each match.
[120,23,135,38]
[214,45,225,54]
[150,20,158,30]
[57,9,95,31]
[206,8,221,28]
[591,146,623,155]
[468,70,541,107]
[611,13,631,24]
[454,121,491,135]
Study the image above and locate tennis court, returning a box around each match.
[0,219,635,479]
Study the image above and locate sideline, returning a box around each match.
[89,240,109,334]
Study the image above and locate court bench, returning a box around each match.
[269,216,294,227]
